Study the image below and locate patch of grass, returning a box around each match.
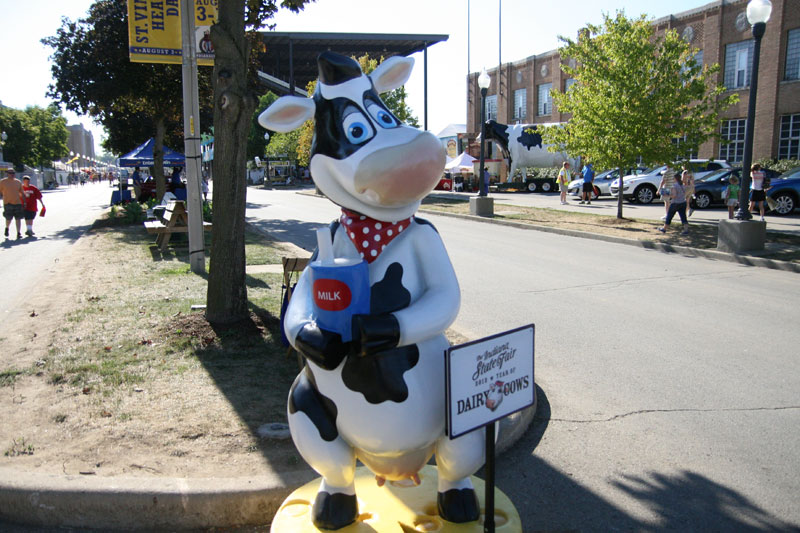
[43,224,297,414]
[0,368,25,387]
[420,198,800,262]
[5,437,35,457]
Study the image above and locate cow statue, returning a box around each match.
[483,120,578,182]
[259,52,485,530]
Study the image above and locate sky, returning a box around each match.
[0,0,710,156]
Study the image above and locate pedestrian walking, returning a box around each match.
[683,166,696,217]
[658,172,689,235]
[725,175,740,219]
[557,162,571,205]
[749,163,768,221]
[0,169,24,240]
[201,175,209,202]
[579,161,594,204]
[21,176,45,237]
[658,164,676,220]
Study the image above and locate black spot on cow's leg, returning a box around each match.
[312,491,358,530]
[437,488,480,523]
[288,368,339,442]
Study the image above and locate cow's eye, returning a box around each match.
[342,111,373,144]
[367,102,399,129]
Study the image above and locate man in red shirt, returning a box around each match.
[0,169,24,239]
[21,176,45,237]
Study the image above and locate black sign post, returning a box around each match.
[445,324,535,533]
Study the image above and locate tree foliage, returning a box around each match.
[43,0,214,200]
[0,104,69,169]
[542,12,738,218]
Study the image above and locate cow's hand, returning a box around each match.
[295,322,350,370]
[351,314,400,357]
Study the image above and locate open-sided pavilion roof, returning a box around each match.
[256,31,448,129]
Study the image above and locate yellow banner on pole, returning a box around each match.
[127,0,217,66]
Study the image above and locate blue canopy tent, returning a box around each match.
[112,139,187,204]
[117,138,186,167]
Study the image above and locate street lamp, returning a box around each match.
[0,131,7,163]
[477,68,491,197]
[735,0,772,221]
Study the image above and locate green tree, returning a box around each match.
[26,104,70,168]
[0,107,35,169]
[247,92,279,160]
[43,0,213,201]
[543,12,737,218]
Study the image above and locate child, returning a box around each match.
[725,175,740,219]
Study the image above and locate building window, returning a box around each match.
[672,135,698,160]
[786,29,800,81]
[719,119,746,163]
[513,89,527,121]
[724,41,753,89]
[779,114,800,159]
[565,78,577,92]
[537,83,552,116]
[484,94,497,122]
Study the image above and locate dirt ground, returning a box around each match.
[0,228,305,480]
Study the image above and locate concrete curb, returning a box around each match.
[0,403,536,530]
[418,207,800,274]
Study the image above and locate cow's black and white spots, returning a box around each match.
[259,52,484,529]
[483,119,578,180]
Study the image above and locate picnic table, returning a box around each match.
[143,200,211,251]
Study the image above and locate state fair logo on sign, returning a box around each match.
[445,324,535,438]
[313,279,352,311]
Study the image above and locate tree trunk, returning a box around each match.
[206,0,255,324]
[154,117,166,202]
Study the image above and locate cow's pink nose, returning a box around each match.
[354,132,445,207]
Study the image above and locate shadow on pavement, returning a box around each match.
[494,385,798,531]
[247,216,323,252]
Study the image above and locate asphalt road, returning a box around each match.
[0,182,113,324]
[246,186,800,531]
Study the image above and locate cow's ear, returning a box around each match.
[258,96,315,132]
[369,56,414,93]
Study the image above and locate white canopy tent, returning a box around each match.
[444,152,476,174]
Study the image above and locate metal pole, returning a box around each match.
[424,43,428,132]
[181,0,206,273]
[479,87,488,197]
[735,22,765,221]
[484,423,495,533]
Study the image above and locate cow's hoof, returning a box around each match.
[312,491,358,530]
[437,488,480,523]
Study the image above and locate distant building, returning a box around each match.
[66,124,96,167]
[466,0,800,164]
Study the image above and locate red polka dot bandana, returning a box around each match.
[340,208,413,263]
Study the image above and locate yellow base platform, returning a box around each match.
[270,464,521,532]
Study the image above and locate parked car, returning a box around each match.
[567,167,648,200]
[767,166,800,216]
[692,167,782,210]
[610,159,732,204]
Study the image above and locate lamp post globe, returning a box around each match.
[735,0,771,221]
[477,69,491,197]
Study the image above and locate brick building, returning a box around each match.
[466,0,800,164]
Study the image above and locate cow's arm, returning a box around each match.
[284,263,351,370]
[394,223,460,346]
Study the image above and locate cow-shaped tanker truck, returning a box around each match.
[483,120,579,185]
[259,52,485,530]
